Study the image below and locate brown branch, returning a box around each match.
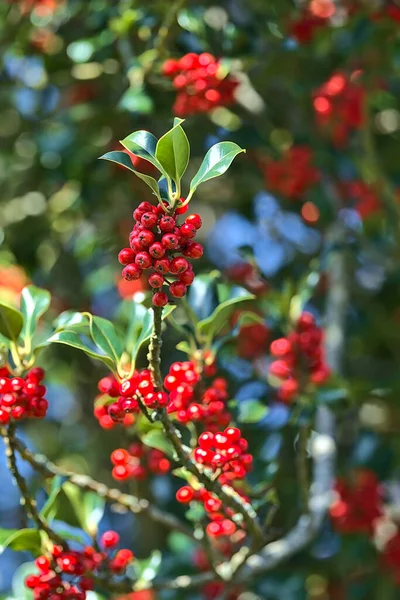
[1,425,65,548]
[12,435,195,541]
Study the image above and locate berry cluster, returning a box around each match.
[262,146,320,201]
[0,366,48,423]
[164,361,231,429]
[25,532,133,600]
[236,320,269,360]
[94,375,135,429]
[119,201,203,306]
[162,53,238,117]
[330,470,382,535]
[268,312,330,403]
[339,180,381,219]
[313,72,365,146]
[194,427,253,484]
[111,441,171,481]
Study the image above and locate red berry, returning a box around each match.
[162,59,180,76]
[186,214,202,229]
[183,241,203,259]
[101,530,120,548]
[122,264,142,281]
[137,229,155,247]
[149,242,165,259]
[0,410,10,425]
[159,216,176,232]
[152,292,169,307]
[148,273,164,288]
[135,252,152,269]
[28,367,45,382]
[161,234,179,249]
[179,269,195,285]
[154,259,170,274]
[111,449,130,465]
[170,257,189,274]
[198,431,214,449]
[225,427,241,443]
[35,556,50,573]
[180,223,197,238]
[118,248,136,265]
[169,282,187,298]
[176,486,194,503]
[141,212,158,228]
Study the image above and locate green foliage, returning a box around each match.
[19,285,51,352]
[0,302,24,344]
[189,141,245,195]
[237,399,269,423]
[155,118,190,185]
[197,293,255,341]
[0,529,41,555]
[99,151,162,200]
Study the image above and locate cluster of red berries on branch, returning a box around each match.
[119,201,203,307]
[162,52,239,117]
[25,531,133,599]
[339,180,381,219]
[330,469,400,585]
[236,321,270,360]
[176,428,252,537]
[313,71,365,146]
[330,469,382,535]
[261,146,320,201]
[268,312,330,403]
[94,375,135,429]
[0,366,48,424]
[111,441,171,481]
[164,361,231,429]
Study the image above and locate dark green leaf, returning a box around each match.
[237,399,269,424]
[19,286,51,348]
[0,529,41,554]
[128,550,162,583]
[46,330,116,371]
[197,293,255,340]
[99,151,161,199]
[0,301,24,343]
[120,130,163,173]
[141,430,174,457]
[155,119,190,183]
[87,315,124,366]
[53,311,88,332]
[130,305,175,368]
[190,142,245,194]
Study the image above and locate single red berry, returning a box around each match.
[25,575,41,589]
[35,555,50,573]
[122,264,142,281]
[198,431,214,449]
[135,252,152,269]
[186,214,202,229]
[183,241,203,259]
[161,234,179,249]
[101,530,120,548]
[154,259,170,274]
[28,367,45,382]
[169,282,187,298]
[118,248,136,265]
[0,410,10,425]
[148,273,164,288]
[111,449,130,465]
[159,216,176,232]
[297,312,315,330]
[176,486,194,503]
[225,427,241,443]
[180,223,197,238]
[179,269,195,285]
[270,338,291,356]
[79,576,94,591]
[162,58,180,76]
[152,292,169,307]
[170,257,189,274]
[137,201,154,213]
[141,212,158,228]
[149,242,166,259]
[137,229,155,247]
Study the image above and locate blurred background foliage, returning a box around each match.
[1,0,400,598]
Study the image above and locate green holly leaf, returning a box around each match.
[99,151,161,200]
[45,330,116,372]
[189,141,245,194]
[120,130,164,173]
[141,429,175,457]
[0,301,24,344]
[53,311,89,333]
[155,118,190,184]
[130,305,176,369]
[86,315,125,367]
[197,293,255,340]
[0,529,42,555]
[19,286,51,351]
[237,399,269,424]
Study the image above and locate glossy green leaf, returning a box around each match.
[82,492,105,536]
[19,286,51,348]
[190,142,245,194]
[141,429,174,457]
[46,330,116,371]
[0,301,24,343]
[120,130,163,172]
[0,529,42,555]
[128,550,162,583]
[53,310,89,333]
[41,475,64,521]
[99,151,161,200]
[41,480,102,534]
[87,315,124,366]
[237,399,269,424]
[197,293,255,340]
[155,119,190,183]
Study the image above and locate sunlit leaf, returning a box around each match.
[190,142,245,194]
[155,119,190,183]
